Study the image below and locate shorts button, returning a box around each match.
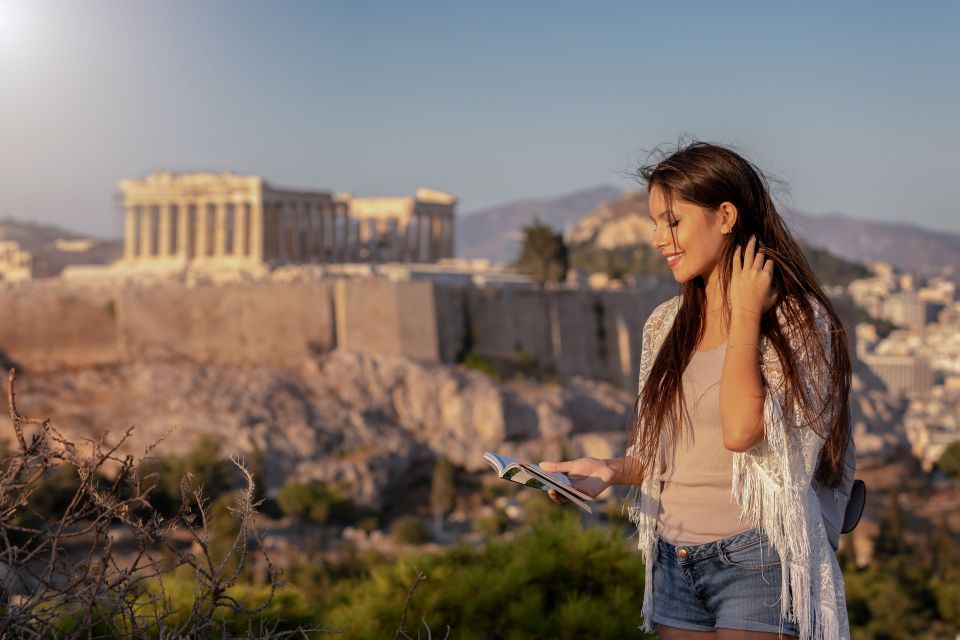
[677,547,688,559]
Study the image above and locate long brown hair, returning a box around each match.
[627,140,851,487]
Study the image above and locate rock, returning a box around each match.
[16,349,635,510]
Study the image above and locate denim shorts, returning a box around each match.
[650,528,799,636]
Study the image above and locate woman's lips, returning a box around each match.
[667,253,684,268]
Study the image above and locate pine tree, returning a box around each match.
[932,515,959,581]
[431,457,456,536]
[516,218,569,288]
[873,488,906,560]
[938,442,960,481]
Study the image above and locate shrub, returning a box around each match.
[323,513,654,639]
[391,516,431,545]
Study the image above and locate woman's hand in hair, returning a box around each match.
[730,235,778,318]
[539,457,617,504]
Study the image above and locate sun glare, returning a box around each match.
[0,0,32,51]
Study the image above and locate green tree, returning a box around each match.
[873,488,906,560]
[390,516,431,545]
[430,457,456,536]
[938,442,960,480]
[932,515,959,581]
[276,481,338,526]
[516,218,568,287]
[323,514,654,639]
[141,436,239,516]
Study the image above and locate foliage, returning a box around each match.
[430,457,456,534]
[322,513,654,639]
[275,480,369,528]
[515,218,569,287]
[873,488,906,560]
[569,242,668,279]
[473,507,511,537]
[139,435,241,517]
[803,243,872,286]
[459,351,499,378]
[391,516,432,545]
[938,442,960,480]
[568,238,870,288]
[0,369,323,638]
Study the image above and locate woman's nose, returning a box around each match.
[651,226,669,249]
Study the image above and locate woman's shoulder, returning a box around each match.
[645,295,681,329]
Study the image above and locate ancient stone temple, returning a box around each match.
[0,241,32,281]
[120,172,455,266]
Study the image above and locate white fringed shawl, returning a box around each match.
[626,295,850,640]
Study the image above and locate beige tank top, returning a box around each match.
[656,341,751,546]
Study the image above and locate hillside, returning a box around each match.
[456,185,623,263]
[788,212,960,279]
[460,188,959,282]
[0,218,121,278]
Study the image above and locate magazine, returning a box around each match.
[482,451,597,514]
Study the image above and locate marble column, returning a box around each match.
[177,201,191,258]
[196,202,209,258]
[285,201,298,261]
[214,201,228,257]
[411,213,422,262]
[139,205,153,258]
[427,213,440,262]
[340,206,351,261]
[233,201,248,257]
[387,219,399,261]
[276,202,287,263]
[249,200,263,263]
[158,202,172,257]
[441,214,453,258]
[317,205,328,261]
[124,205,137,260]
[331,208,341,262]
[301,202,313,261]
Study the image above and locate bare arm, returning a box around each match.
[721,235,778,452]
[719,311,765,452]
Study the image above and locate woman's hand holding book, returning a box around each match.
[539,458,617,505]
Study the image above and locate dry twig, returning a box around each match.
[0,368,332,638]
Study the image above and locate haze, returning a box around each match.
[1,0,958,238]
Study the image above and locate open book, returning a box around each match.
[482,451,597,514]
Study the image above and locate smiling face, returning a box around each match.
[648,183,733,287]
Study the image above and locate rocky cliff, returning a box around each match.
[14,350,633,509]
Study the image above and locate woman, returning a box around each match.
[541,141,852,639]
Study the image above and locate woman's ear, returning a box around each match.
[718,202,738,234]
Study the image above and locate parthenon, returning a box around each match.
[120,172,456,266]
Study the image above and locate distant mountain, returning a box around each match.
[456,185,623,263]
[0,218,121,278]
[786,212,960,280]
[456,187,960,281]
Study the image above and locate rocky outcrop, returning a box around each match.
[15,350,633,509]
[565,191,652,249]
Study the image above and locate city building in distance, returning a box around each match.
[119,172,455,270]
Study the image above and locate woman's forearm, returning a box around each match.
[603,456,644,486]
[719,312,766,451]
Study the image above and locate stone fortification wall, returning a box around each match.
[118,282,338,366]
[435,283,676,389]
[0,284,119,368]
[0,281,337,371]
[0,278,676,389]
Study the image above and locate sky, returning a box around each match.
[1,1,959,238]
